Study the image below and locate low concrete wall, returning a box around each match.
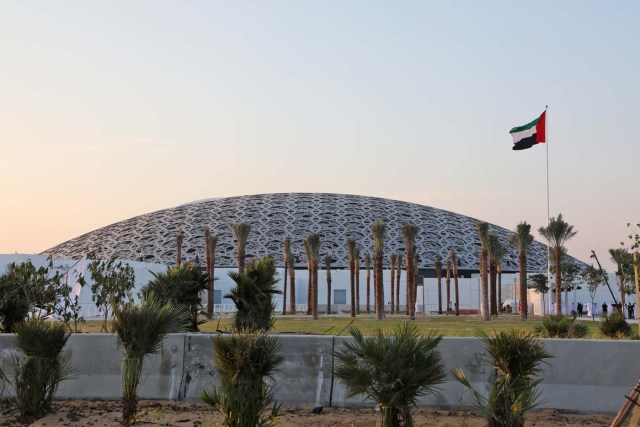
[1,334,638,413]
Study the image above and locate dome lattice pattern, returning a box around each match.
[42,193,573,272]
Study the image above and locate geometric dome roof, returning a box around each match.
[41,192,579,272]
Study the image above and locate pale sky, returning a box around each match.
[1,1,638,271]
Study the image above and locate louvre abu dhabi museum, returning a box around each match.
[6,193,594,316]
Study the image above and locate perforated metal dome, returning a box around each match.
[41,193,574,272]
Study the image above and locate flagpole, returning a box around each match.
[545,105,551,316]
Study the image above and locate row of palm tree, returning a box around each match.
[183,214,578,321]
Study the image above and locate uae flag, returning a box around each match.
[510,111,546,150]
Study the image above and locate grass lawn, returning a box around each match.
[81,314,606,338]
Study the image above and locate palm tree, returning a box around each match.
[609,248,629,312]
[346,238,357,317]
[396,254,402,313]
[226,257,281,332]
[202,332,283,427]
[434,257,443,314]
[231,222,252,274]
[476,222,490,321]
[303,238,312,315]
[325,254,332,315]
[538,214,577,315]
[112,295,190,426]
[283,238,290,315]
[365,253,371,314]
[454,329,551,427]
[288,250,296,314]
[390,254,397,315]
[413,251,420,315]
[354,245,361,314]
[334,322,445,427]
[451,250,460,316]
[176,231,184,266]
[204,227,217,316]
[207,234,218,316]
[305,234,321,320]
[371,220,387,320]
[509,222,533,320]
[487,235,505,317]
[445,259,451,315]
[401,224,419,320]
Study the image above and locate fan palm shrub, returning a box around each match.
[226,257,281,332]
[112,295,190,426]
[202,332,283,427]
[11,318,72,422]
[534,315,588,338]
[141,262,208,331]
[454,329,552,427]
[334,322,445,427]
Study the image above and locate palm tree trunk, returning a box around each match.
[519,252,527,320]
[555,251,561,315]
[350,259,356,317]
[205,230,213,316]
[355,261,360,315]
[454,276,460,317]
[376,250,384,319]
[437,271,442,315]
[307,266,312,315]
[390,260,395,315]
[445,265,451,315]
[289,260,296,314]
[327,271,332,315]
[497,265,502,314]
[406,250,414,320]
[366,258,371,314]
[481,248,490,321]
[396,256,401,313]
[490,262,497,316]
[312,264,318,320]
[283,257,288,315]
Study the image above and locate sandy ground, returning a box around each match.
[0,400,616,427]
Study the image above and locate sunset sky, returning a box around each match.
[1,1,638,271]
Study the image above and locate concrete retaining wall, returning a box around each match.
[1,334,637,413]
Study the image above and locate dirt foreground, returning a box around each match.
[0,400,615,427]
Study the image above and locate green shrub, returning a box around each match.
[455,329,552,427]
[142,262,209,331]
[11,318,72,422]
[600,312,631,338]
[112,295,190,426]
[202,332,283,427]
[0,261,65,332]
[226,257,281,332]
[334,322,446,427]
[534,315,588,338]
